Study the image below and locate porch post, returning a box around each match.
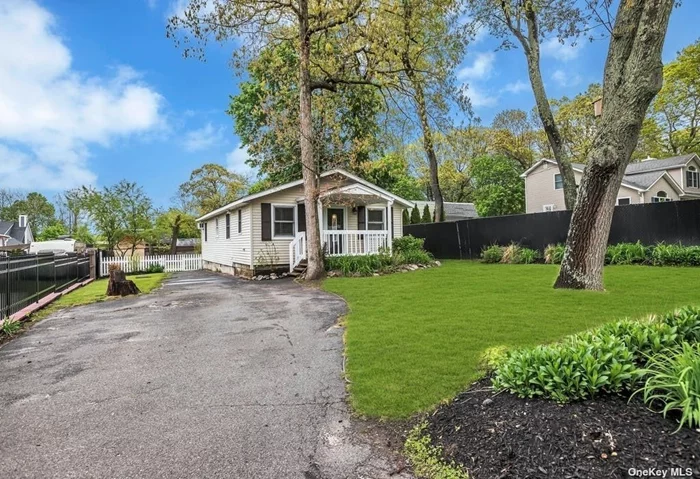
[317,198,323,254]
[387,200,393,253]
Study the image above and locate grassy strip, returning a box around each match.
[324,261,700,418]
[404,422,469,479]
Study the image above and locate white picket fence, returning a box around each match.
[99,253,202,277]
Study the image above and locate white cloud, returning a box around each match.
[465,85,498,108]
[541,37,583,62]
[502,80,529,94]
[183,123,225,152]
[226,143,256,175]
[457,52,496,80]
[146,0,157,9]
[0,0,164,190]
[552,69,582,87]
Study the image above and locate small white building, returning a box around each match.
[196,169,414,277]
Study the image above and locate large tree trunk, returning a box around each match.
[414,82,444,222]
[520,8,577,210]
[298,0,324,280]
[555,0,674,290]
[170,222,180,254]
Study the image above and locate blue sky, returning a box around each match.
[1,0,698,208]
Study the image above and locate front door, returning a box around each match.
[326,208,345,255]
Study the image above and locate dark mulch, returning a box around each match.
[427,378,700,479]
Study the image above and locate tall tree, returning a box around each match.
[360,153,424,200]
[228,41,382,186]
[112,181,154,258]
[491,109,539,169]
[641,39,700,157]
[168,0,381,280]
[550,84,602,164]
[468,0,585,209]
[0,189,22,215]
[81,186,124,252]
[178,164,248,217]
[155,209,199,254]
[54,188,84,235]
[469,155,524,217]
[555,0,675,290]
[2,192,56,236]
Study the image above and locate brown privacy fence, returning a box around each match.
[404,199,700,260]
[0,253,91,319]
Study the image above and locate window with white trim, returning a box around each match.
[687,165,699,188]
[543,204,555,212]
[554,174,563,190]
[616,197,631,206]
[273,205,295,237]
[367,209,385,230]
[651,191,671,203]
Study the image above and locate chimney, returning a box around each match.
[18,214,27,228]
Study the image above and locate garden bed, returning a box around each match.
[425,378,700,479]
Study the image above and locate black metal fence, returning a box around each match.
[0,253,91,319]
[404,199,700,260]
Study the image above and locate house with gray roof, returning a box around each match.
[520,154,700,213]
[411,201,479,222]
[0,215,34,250]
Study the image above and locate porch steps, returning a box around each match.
[289,260,307,277]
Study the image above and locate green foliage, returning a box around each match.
[469,155,525,217]
[636,342,700,430]
[404,423,470,479]
[500,243,539,264]
[1,319,22,337]
[481,245,504,263]
[492,306,700,403]
[177,164,247,216]
[605,241,649,265]
[361,154,424,201]
[651,243,700,266]
[72,225,96,246]
[422,204,432,223]
[144,264,165,274]
[402,209,410,227]
[0,191,56,237]
[410,205,422,224]
[395,249,433,265]
[544,244,566,265]
[393,235,425,254]
[325,253,393,276]
[37,222,68,241]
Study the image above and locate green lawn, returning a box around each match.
[323,261,700,418]
[35,273,167,318]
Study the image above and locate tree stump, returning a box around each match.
[106,269,140,296]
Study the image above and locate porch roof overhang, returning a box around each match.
[299,183,396,205]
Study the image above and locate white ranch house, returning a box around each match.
[196,169,414,277]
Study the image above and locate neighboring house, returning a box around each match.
[175,238,200,254]
[521,154,700,213]
[196,169,414,277]
[0,215,33,252]
[412,201,479,222]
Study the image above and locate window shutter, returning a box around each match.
[357,206,366,230]
[261,203,271,241]
[297,203,306,232]
[225,213,231,239]
[238,209,242,233]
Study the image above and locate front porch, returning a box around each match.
[289,183,396,271]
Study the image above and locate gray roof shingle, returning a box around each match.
[624,155,695,174]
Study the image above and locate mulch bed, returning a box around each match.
[426,378,700,479]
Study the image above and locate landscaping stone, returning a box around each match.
[426,378,700,479]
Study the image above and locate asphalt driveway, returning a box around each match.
[0,272,409,478]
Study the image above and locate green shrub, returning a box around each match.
[395,249,433,265]
[606,241,649,265]
[544,244,565,264]
[492,306,700,402]
[410,205,422,224]
[1,319,22,337]
[422,204,432,223]
[144,263,165,274]
[651,243,700,266]
[635,342,700,430]
[481,245,504,263]
[393,235,425,254]
[402,209,410,227]
[518,247,540,264]
[325,253,393,276]
[500,243,540,264]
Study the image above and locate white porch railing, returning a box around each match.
[99,253,202,277]
[289,231,307,272]
[323,230,389,256]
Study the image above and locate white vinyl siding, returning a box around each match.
[200,205,252,266]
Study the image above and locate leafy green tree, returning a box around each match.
[155,209,198,254]
[421,204,432,223]
[37,222,67,241]
[402,209,410,226]
[491,109,538,169]
[2,192,56,236]
[360,154,423,200]
[228,42,382,186]
[550,84,602,165]
[410,205,422,224]
[469,156,524,217]
[72,225,96,246]
[178,164,248,216]
[640,40,700,157]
